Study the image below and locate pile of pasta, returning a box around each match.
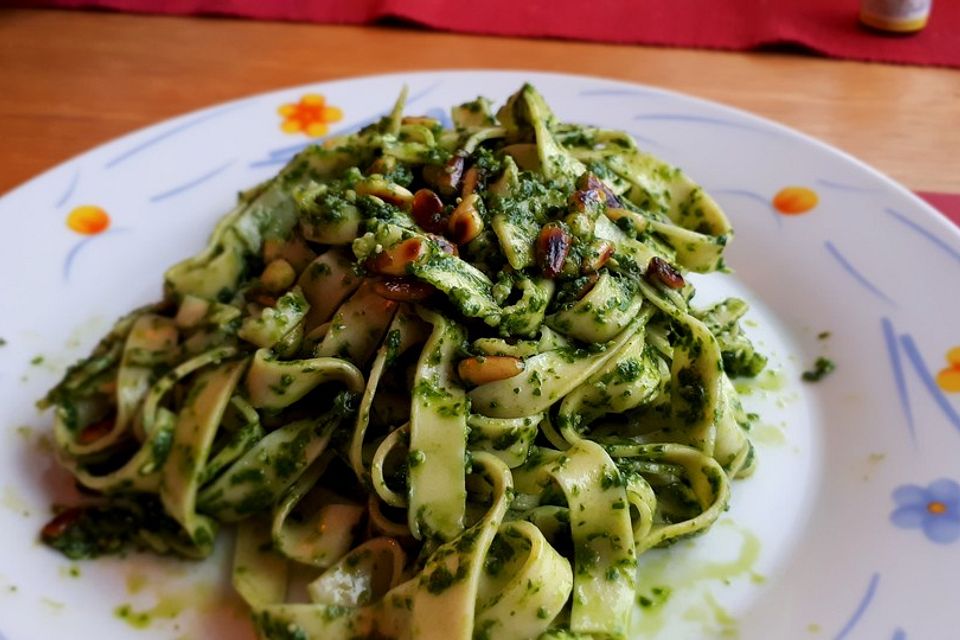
[41,84,766,639]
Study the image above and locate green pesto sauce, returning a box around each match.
[491,428,523,450]
[126,572,148,595]
[631,521,762,635]
[114,595,184,629]
[754,369,786,392]
[484,534,516,577]
[384,328,402,365]
[58,565,81,579]
[41,598,64,612]
[751,424,786,447]
[733,369,787,396]
[424,563,468,594]
[681,591,738,638]
[1,486,30,517]
[675,367,707,423]
[802,357,835,382]
[407,449,426,468]
[637,585,671,610]
[415,377,451,401]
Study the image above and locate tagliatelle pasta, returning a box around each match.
[38,84,768,639]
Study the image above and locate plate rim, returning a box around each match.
[1,68,957,640]
[2,69,957,250]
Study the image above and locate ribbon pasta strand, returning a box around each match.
[40,83,768,640]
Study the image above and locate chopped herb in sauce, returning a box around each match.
[802,357,836,382]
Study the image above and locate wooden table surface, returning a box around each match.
[1,9,958,196]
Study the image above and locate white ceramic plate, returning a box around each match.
[1,71,958,640]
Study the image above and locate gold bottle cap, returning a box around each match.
[860,0,932,33]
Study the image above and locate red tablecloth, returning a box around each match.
[919,192,960,229]
[11,0,960,68]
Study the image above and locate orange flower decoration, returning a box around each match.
[773,186,818,215]
[278,94,343,137]
[66,205,110,235]
[936,346,960,393]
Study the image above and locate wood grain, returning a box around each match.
[1,9,958,195]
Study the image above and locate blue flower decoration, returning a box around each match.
[890,478,960,544]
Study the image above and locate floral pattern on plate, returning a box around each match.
[1,70,959,640]
[891,479,960,544]
[277,93,343,137]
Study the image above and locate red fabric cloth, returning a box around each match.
[918,192,960,229]
[10,0,960,68]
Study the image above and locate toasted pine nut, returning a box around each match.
[536,223,572,279]
[457,355,525,386]
[645,256,685,289]
[77,418,113,445]
[365,155,397,176]
[411,189,448,234]
[262,235,316,273]
[401,116,441,128]
[422,156,465,197]
[262,238,284,263]
[260,259,296,293]
[366,238,427,276]
[373,277,436,302]
[41,507,84,543]
[355,177,414,209]
[250,292,278,308]
[576,172,621,207]
[568,188,603,214]
[447,194,484,245]
[461,166,481,198]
